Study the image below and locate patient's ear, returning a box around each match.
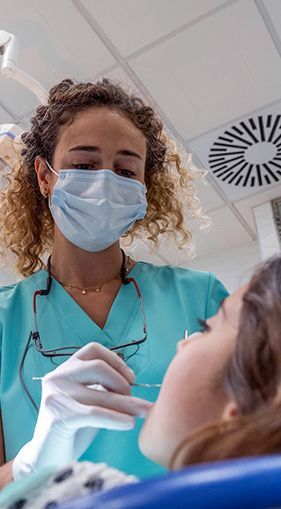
[222,401,239,421]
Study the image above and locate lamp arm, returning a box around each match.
[0,30,48,105]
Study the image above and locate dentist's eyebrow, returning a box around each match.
[68,145,143,160]
[118,149,143,160]
[69,145,99,153]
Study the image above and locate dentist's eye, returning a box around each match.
[73,163,97,170]
[198,318,211,333]
[115,168,135,178]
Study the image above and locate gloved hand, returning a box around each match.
[13,342,152,480]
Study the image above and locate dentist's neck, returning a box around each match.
[50,228,124,287]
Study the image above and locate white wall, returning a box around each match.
[190,241,261,293]
[253,202,281,261]
[0,260,19,286]
[127,236,262,293]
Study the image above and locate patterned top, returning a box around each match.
[0,461,137,509]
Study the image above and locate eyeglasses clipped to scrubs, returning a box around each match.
[19,249,156,412]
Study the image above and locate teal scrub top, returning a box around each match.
[0,262,228,478]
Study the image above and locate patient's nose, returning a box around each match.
[176,331,202,353]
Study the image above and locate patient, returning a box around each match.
[2,256,281,508]
[141,254,281,469]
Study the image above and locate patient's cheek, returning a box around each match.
[139,372,186,458]
[139,337,226,464]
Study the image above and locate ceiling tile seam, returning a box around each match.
[186,96,281,144]
[87,63,120,82]
[71,0,256,241]
[71,0,126,67]
[254,0,281,59]
[201,199,278,217]
[70,0,239,69]
[125,0,240,62]
[31,4,79,62]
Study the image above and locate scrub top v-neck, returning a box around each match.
[44,261,151,358]
[0,261,228,478]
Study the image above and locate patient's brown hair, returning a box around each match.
[171,256,281,468]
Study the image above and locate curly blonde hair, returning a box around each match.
[0,79,207,277]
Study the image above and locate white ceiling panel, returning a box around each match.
[31,1,115,77]
[194,206,252,257]
[130,0,281,140]
[263,0,281,41]
[188,101,281,201]
[0,0,115,116]
[81,0,228,56]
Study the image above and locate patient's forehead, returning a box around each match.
[222,284,248,323]
[233,284,248,302]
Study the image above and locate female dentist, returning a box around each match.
[0,78,228,486]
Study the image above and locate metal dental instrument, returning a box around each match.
[32,377,161,388]
[131,383,162,388]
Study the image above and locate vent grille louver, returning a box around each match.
[208,114,281,187]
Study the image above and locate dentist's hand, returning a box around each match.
[13,343,151,480]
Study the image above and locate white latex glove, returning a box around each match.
[13,342,152,481]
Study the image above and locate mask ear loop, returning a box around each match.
[45,159,59,177]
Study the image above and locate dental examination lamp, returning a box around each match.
[0,29,48,105]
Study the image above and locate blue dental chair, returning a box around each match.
[59,455,281,509]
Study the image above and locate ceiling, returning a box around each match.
[1,0,281,265]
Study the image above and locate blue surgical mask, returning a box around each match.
[46,161,147,252]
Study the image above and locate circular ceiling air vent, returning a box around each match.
[208,114,281,187]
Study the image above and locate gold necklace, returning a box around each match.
[57,257,133,295]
